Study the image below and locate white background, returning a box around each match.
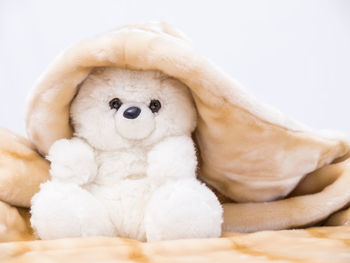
[1,0,349,135]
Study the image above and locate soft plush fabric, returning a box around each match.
[23,21,350,232]
[1,212,350,263]
[223,159,350,232]
[0,127,49,207]
[30,68,222,241]
[0,201,33,242]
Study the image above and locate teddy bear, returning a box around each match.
[30,67,223,241]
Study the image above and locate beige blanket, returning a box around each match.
[1,205,350,263]
[0,198,349,262]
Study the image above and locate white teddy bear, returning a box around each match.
[30,67,223,241]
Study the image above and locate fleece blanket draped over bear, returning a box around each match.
[1,22,350,261]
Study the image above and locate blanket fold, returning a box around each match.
[223,159,350,232]
[1,226,350,262]
[0,127,49,207]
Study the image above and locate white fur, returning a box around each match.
[47,138,97,185]
[30,181,116,239]
[30,68,222,241]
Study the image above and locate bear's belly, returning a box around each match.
[94,148,148,184]
[86,178,155,241]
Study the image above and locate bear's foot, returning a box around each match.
[30,181,115,239]
[144,178,223,241]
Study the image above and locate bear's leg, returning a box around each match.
[144,179,223,241]
[30,181,115,239]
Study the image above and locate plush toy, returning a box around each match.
[30,67,223,241]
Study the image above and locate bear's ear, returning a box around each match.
[25,22,350,231]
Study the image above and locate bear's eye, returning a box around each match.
[149,99,161,113]
[109,98,122,110]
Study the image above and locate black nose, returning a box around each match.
[123,106,141,119]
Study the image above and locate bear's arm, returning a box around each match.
[47,137,98,185]
[147,136,197,180]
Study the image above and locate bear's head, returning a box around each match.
[70,67,197,151]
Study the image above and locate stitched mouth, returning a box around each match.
[125,174,147,180]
